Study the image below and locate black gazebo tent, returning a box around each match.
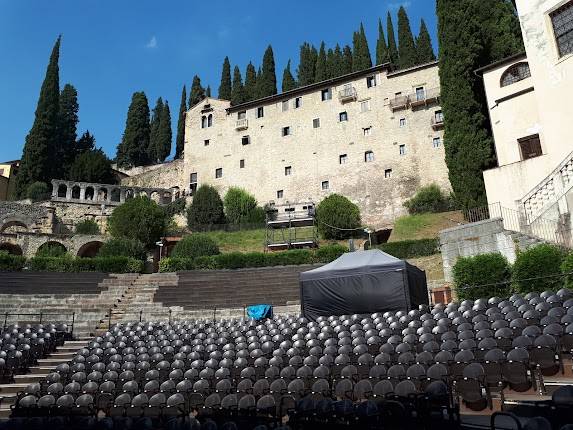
[300,249,428,321]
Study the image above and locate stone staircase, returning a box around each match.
[0,337,91,419]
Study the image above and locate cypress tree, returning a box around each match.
[326,48,335,79]
[397,6,418,69]
[15,36,61,197]
[255,67,263,100]
[352,23,372,71]
[244,62,257,101]
[416,19,436,63]
[175,85,186,159]
[387,12,399,66]
[376,18,390,65]
[297,42,316,87]
[437,0,524,209]
[157,101,172,162]
[57,83,79,178]
[76,131,95,154]
[188,75,206,107]
[282,60,297,92]
[315,42,328,83]
[218,57,232,100]
[342,45,353,75]
[149,97,164,163]
[116,91,151,168]
[206,86,211,98]
[231,66,246,106]
[352,31,361,71]
[331,44,345,78]
[259,45,277,97]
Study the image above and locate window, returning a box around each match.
[399,118,407,127]
[277,190,284,199]
[215,168,223,179]
[415,87,426,101]
[201,116,207,128]
[0,169,4,176]
[399,144,406,156]
[282,126,291,137]
[313,118,321,128]
[339,111,348,122]
[294,97,302,108]
[321,88,332,101]
[384,169,393,178]
[207,114,213,127]
[237,111,246,120]
[204,139,210,146]
[190,173,198,195]
[433,137,441,148]
[365,151,374,162]
[500,62,531,87]
[282,100,289,112]
[435,110,444,122]
[518,134,543,160]
[285,166,292,176]
[363,127,372,136]
[360,100,370,112]
[366,76,377,88]
[257,107,264,118]
[551,2,573,58]
[240,159,245,168]
[242,136,250,146]
[339,154,348,164]
[321,181,330,190]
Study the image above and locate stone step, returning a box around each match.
[28,366,57,375]
[13,374,48,384]
[37,357,73,366]
[0,384,28,395]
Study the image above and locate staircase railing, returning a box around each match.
[463,202,572,248]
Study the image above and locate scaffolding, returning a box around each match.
[265,201,319,251]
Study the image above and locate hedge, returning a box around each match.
[0,252,26,271]
[512,244,566,294]
[452,253,512,301]
[561,252,573,289]
[159,244,348,272]
[171,235,220,259]
[27,256,144,273]
[377,238,439,259]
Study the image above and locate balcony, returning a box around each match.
[235,118,248,131]
[389,95,409,111]
[431,116,445,130]
[410,87,441,108]
[338,87,357,103]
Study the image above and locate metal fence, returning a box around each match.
[2,312,75,335]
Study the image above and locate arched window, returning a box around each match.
[207,114,213,127]
[201,116,207,128]
[500,62,531,87]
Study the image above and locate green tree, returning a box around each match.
[116,91,151,168]
[171,234,220,259]
[57,83,79,178]
[282,60,297,92]
[107,196,168,247]
[316,194,361,240]
[315,42,328,82]
[255,67,263,100]
[437,0,523,209]
[175,85,186,159]
[352,23,372,72]
[244,62,257,101]
[397,6,418,69]
[342,45,353,74]
[223,187,259,225]
[387,12,399,66]
[15,36,61,197]
[186,185,225,231]
[325,48,335,79]
[188,75,206,107]
[206,86,211,97]
[69,148,116,184]
[416,19,436,63]
[512,244,565,294]
[99,237,146,260]
[218,56,232,100]
[231,66,246,106]
[149,97,164,163]
[26,182,50,202]
[453,253,511,300]
[259,45,277,97]
[297,42,317,87]
[75,219,100,235]
[157,100,172,162]
[75,130,95,154]
[376,18,390,65]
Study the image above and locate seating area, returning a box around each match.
[4,287,573,429]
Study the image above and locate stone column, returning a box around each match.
[120,189,126,203]
[51,181,59,199]
[65,183,72,200]
[80,186,86,201]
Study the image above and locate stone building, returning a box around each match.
[0,160,19,201]
[182,62,449,227]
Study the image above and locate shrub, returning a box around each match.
[0,251,26,271]
[107,196,168,247]
[36,243,67,257]
[316,194,361,240]
[26,182,50,202]
[315,244,348,263]
[75,219,100,235]
[561,252,573,289]
[27,256,143,273]
[403,184,452,214]
[224,187,263,225]
[512,244,566,294]
[99,238,146,260]
[378,238,439,259]
[171,235,220,259]
[164,197,187,218]
[452,253,512,301]
[187,185,225,231]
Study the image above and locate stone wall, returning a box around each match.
[0,231,107,258]
[0,201,53,233]
[120,159,184,191]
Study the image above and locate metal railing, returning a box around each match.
[235,118,248,130]
[338,87,357,102]
[2,312,75,335]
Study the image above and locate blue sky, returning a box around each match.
[0,0,437,162]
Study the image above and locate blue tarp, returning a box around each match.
[247,304,273,320]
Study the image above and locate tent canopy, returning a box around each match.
[300,249,428,321]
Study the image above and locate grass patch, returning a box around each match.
[204,229,267,253]
[390,211,463,242]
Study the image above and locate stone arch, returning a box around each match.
[98,187,108,201]
[71,185,81,199]
[150,191,162,203]
[201,116,207,128]
[110,188,121,203]
[500,62,531,87]
[0,242,23,256]
[57,183,68,198]
[36,241,67,257]
[76,241,103,258]
[125,189,134,200]
[85,186,95,201]
[0,220,29,233]
[207,114,213,127]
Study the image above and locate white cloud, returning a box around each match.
[388,1,411,10]
[145,36,158,49]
